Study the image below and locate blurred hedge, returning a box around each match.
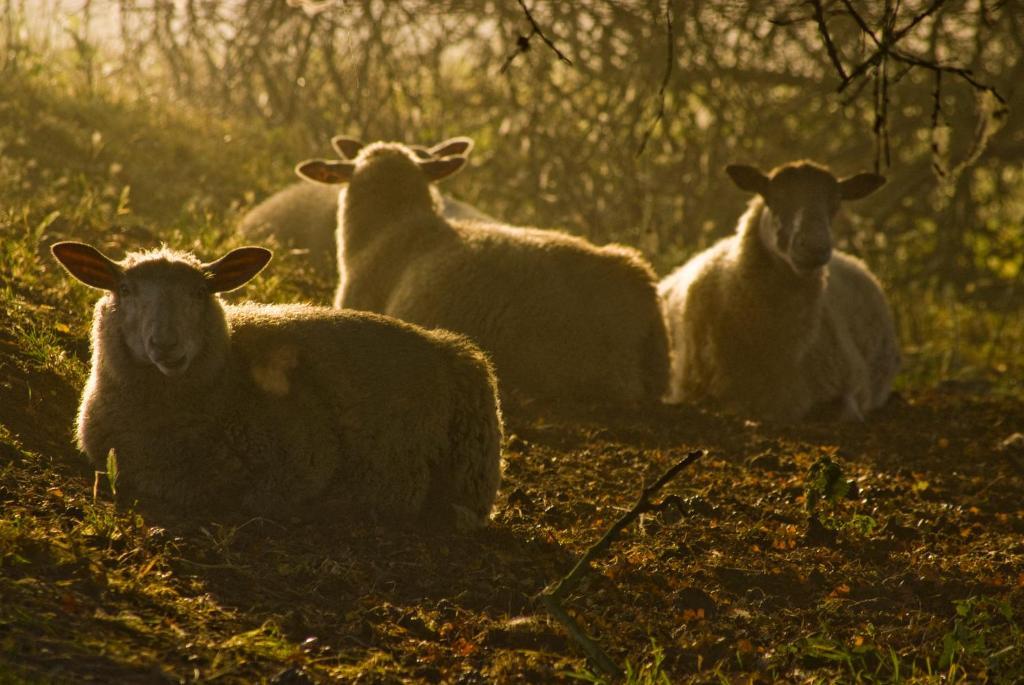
[4,0,1022,294]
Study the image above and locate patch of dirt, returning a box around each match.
[0,332,82,462]
[1,380,1023,682]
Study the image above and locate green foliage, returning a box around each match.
[569,639,672,685]
[939,597,1022,677]
[219,621,297,661]
[842,513,879,537]
[790,634,892,681]
[804,452,883,539]
[621,640,673,685]
[776,605,1023,685]
[804,452,851,514]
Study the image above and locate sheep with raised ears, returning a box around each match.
[658,160,900,423]
[237,136,493,270]
[50,241,503,528]
[332,135,495,224]
[295,139,669,407]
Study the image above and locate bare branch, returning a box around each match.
[537,594,620,677]
[890,49,1007,107]
[500,32,531,74]
[500,0,573,74]
[838,0,880,47]
[837,0,947,92]
[517,0,573,66]
[818,0,1008,172]
[930,68,945,177]
[636,0,675,157]
[811,0,847,81]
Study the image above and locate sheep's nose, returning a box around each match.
[792,231,832,268]
[795,225,831,248]
[803,242,832,262]
[148,336,180,356]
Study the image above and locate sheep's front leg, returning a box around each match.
[840,392,865,422]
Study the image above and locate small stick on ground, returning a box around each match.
[537,449,705,678]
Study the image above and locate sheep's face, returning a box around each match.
[116,260,217,377]
[52,242,272,378]
[727,162,885,276]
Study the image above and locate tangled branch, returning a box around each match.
[810,0,1008,171]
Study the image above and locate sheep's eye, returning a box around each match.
[192,285,208,300]
[118,283,132,297]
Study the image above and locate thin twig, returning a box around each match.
[636,0,675,157]
[545,450,704,601]
[176,558,250,571]
[500,0,573,73]
[516,0,572,66]
[811,0,847,81]
[890,49,1006,106]
[880,50,891,169]
[873,59,883,172]
[838,0,880,47]
[538,594,621,677]
[537,449,705,677]
[930,67,945,177]
[499,32,532,74]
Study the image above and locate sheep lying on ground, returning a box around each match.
[51,241,503,527]
[296,139,669,406]
[238,137,493,270]
[658,160,899,422]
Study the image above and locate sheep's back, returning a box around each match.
[443,198,496,224]
[382,222,665,403]
[241,183,492,276]
[227,303,467,407]
[226,303,500,518]
[239,182,339,261]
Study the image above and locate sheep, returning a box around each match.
[295,139,669,407]
[238,136,494,270]
[658,160,900,423]
[50,241,503,528]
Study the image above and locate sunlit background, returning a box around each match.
[3,0,1022,389]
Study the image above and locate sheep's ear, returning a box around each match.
[330,136,364,160]
[430,137,473,158]
[409,145,434,160]
[839,173,886,201]
[295,159,355,185]
[418,156,467,182]
[726,165,770,195]
[51,241,123,290]
[202,247,273,293]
